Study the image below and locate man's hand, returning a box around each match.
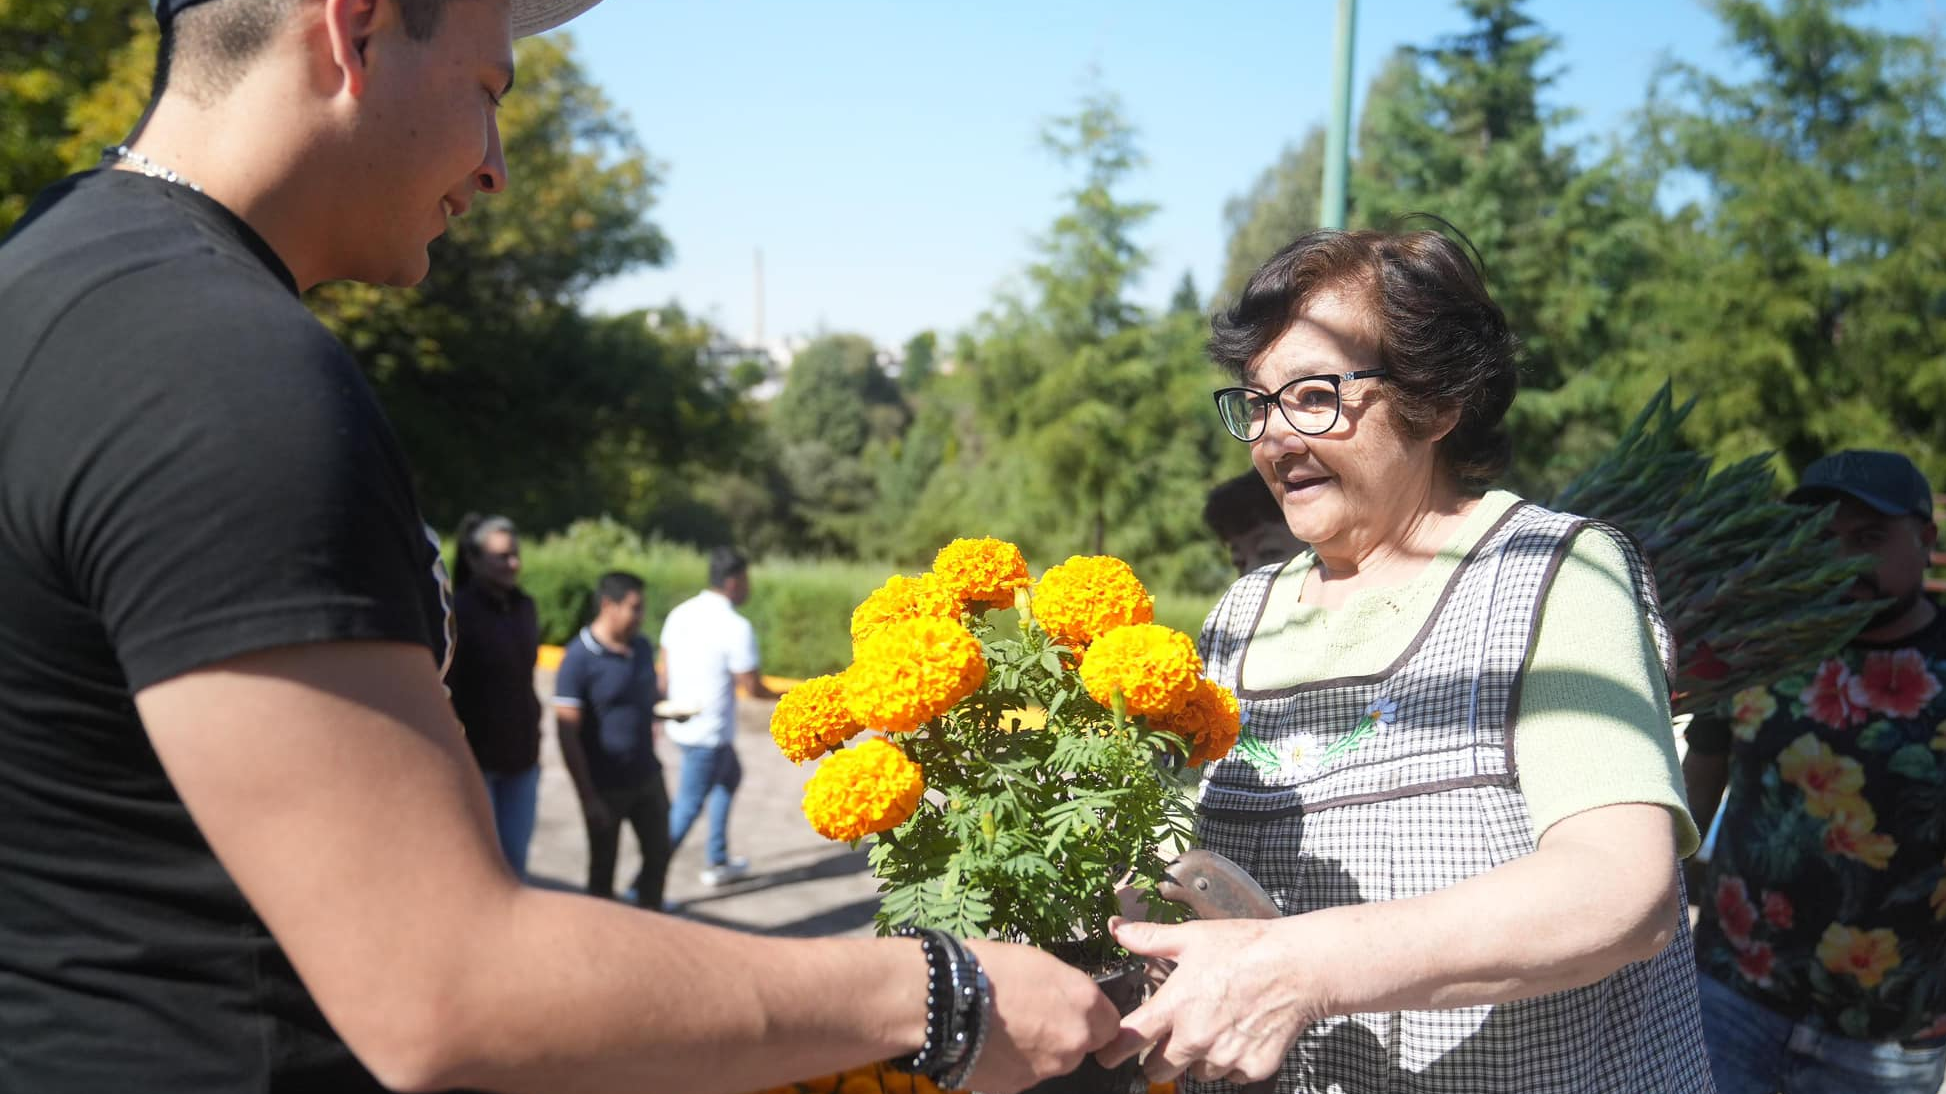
[962,940,1121,1093]
[579,795,613,832]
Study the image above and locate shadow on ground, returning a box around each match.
[527,846,877,937]
[679,847,871,907]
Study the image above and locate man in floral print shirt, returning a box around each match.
[1684,450,1946,1093]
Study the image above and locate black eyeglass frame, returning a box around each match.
[1212,368,1389,441]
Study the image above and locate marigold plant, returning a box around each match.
[851,573,962,649]
[847,617,986,735]
[931,536,1031,610]
[802,738,926,842]
[1030,555,1155,650]
[770,673,861,763]
[771,539,1226,966]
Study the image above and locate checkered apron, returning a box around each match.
[1186,502,1714,1094]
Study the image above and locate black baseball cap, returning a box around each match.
[154,0,604,38]
[1787,449,1936,520]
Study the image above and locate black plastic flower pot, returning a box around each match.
[1021,958,1150,1094]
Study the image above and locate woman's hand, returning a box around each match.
[1096,916,1318,1085]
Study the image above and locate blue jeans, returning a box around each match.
[668,744,741,867]
[1698,973,1946,1093]
[480,765,540,879]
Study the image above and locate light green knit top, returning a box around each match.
[1241,490,1701,856]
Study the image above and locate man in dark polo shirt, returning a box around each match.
[554,571,672,911]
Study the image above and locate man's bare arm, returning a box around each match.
[735,668,781,700]
[138,641,1113,1093]
[552,705,609,829]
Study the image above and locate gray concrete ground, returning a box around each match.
[525,668,882,937]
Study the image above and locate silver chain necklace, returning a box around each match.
[102,144,204,194]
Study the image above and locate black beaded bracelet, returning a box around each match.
[928,931,979,1077]
[890,927,963,1078]
[935,943,992,1091]
[889,927,992,1085]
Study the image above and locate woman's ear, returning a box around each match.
[1425,402,1463,446]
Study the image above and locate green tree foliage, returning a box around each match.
[0,0,149,232]
[1029,92,1158,345]
[767,333,910,554]
[1348,1,1670,493]
[1216,125,1325,304]
[1168,270,1202,316]
[899,329,938,392]
[890,92,1242,591]
[773,333,907,456]
[1011,93,1161,556]
[1619,0,1946,483]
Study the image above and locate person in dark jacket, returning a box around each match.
[449,513,542,877]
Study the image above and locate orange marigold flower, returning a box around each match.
[1032,555,1154,649]
[932,537,1031,611]
[851,573,961,649]
[802,738,926,843]
[1152,677,1243,765]
[1078,623,1203,718]
[769,673,862,764]
[846,616,987,734]
[1816,923,1903,988]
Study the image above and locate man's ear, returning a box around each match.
[320,0,385,97]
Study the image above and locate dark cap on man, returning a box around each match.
[1787,449,1935,520]
[152,0,604,37]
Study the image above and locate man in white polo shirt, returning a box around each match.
[660,547,778,885]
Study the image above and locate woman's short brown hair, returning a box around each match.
[1208,224,1520,490]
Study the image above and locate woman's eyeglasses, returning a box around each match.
[1212,369,1388,442]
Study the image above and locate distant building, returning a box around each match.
[699,334,775,374]
[693,332,809,403]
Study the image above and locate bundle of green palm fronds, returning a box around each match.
[1549,383,1878,718]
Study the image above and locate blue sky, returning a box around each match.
[566,1,1939,350]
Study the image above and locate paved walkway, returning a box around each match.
[525,669,882,937]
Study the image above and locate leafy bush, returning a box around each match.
[1153,589,1216,641]
[509,519,1224,680]
[735,557,888,681]
[519,518,707,650]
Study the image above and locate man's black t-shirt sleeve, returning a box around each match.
[34,262,448,691]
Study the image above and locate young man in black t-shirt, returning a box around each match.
[0,2,1116,1092]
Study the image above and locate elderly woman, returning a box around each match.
[1101,228,1712,1092]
